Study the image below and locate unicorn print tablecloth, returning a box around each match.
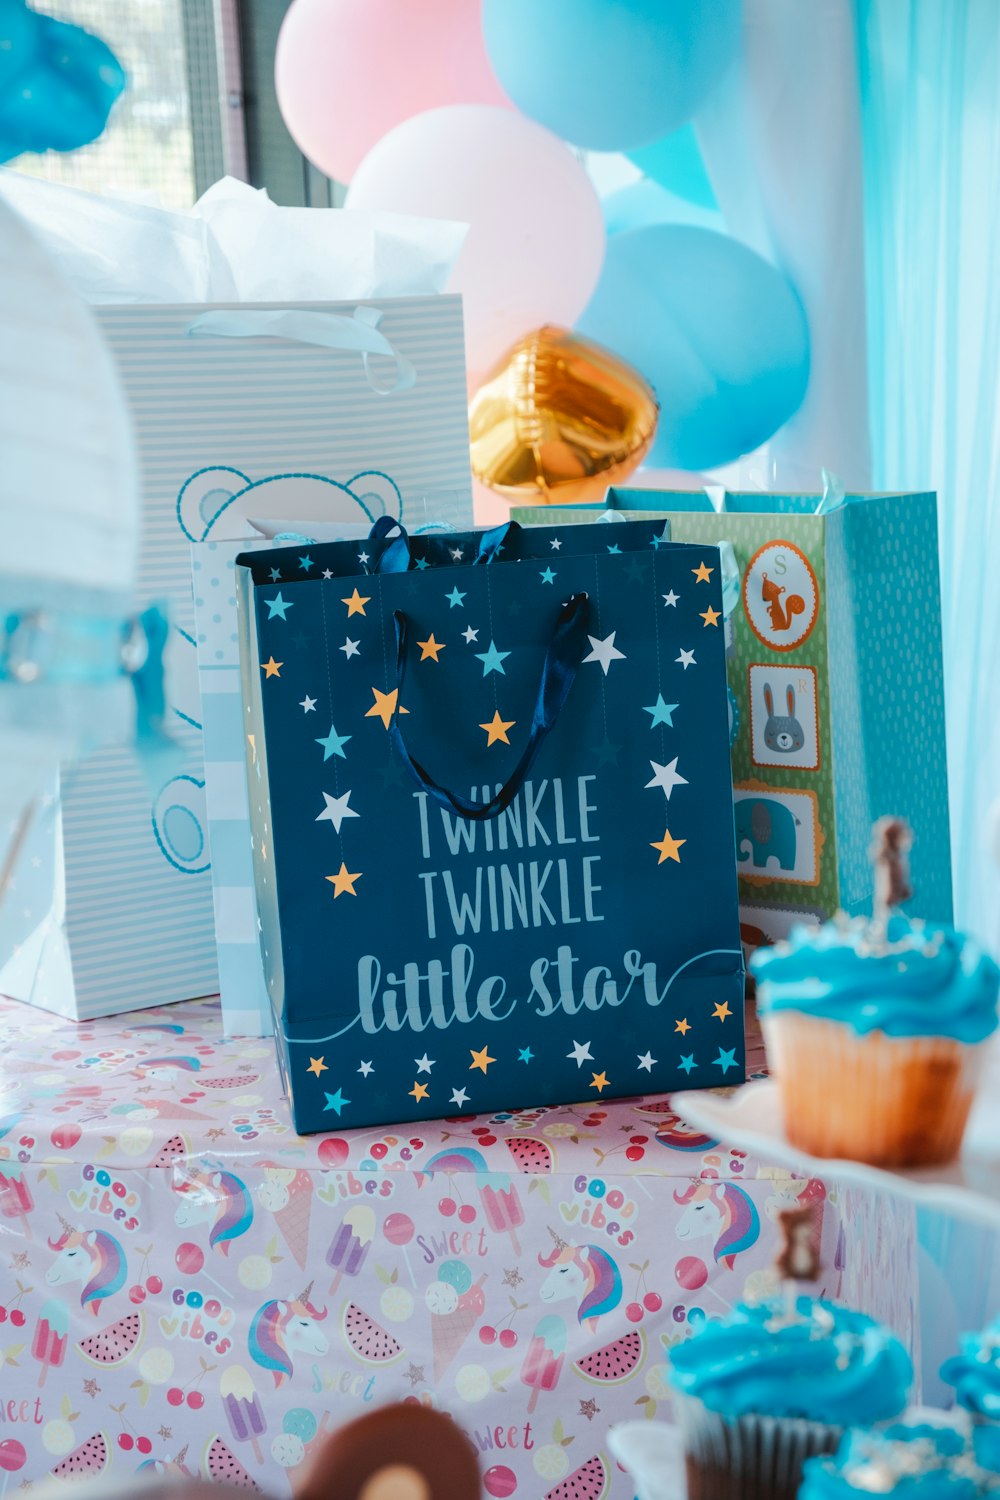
[0,995,917,1497]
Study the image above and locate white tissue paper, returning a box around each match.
[0,171,467,303]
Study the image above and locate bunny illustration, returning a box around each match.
[762,682,805,754]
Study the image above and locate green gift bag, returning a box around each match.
[513,488,952,940]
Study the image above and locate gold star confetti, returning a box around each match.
[366,686,409,729]
[341,588,371,617]
[651,830,686,864]
[326,863,361,898]
[470,1046,496,1073]
[417,633,445,662]
[480,710,515,746]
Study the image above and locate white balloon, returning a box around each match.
[345,105,605,373]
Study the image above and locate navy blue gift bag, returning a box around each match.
[236,518,744,1133]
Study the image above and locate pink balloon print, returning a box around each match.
[675,1255,708,1291]
[176,1241,204,1274]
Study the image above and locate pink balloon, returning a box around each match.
[346,106,605,372]
[275,0,509,184]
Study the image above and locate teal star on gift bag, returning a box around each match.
[644,694,678,727]
[475,639,510,676]
[266,593,292,620]
[324,1088,350,1115]
[316,724,351,761]
[712,1048,737,1074]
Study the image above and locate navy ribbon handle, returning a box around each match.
[367,516,521,574]
[388,592,591,821]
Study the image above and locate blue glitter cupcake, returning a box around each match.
[799,1416,991,1498]
[941,1319,1000,1472]
[666,1293,913,1500]
[751,820,999,1168]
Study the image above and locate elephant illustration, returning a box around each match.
[735,796,798,872]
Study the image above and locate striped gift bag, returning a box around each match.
[1,298,472,1021]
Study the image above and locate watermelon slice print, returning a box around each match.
[544,1454,609,1500]
[50,1433,109,1479]
[505,1137,554,1174]
[78,1311,143,1367]
[574,1328,645,1384]
[201,1075,260,1089]
[151,1134,188,1169]
[342,1302,403,1365]
[205,1437,261,1490]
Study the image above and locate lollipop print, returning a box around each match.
[383,1212,416,1286]
[0,1440,26,1500]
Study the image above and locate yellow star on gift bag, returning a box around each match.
[261,657,282,678]
[417,633,445,662]
[651,830,686,864]
[342,588,371,616]
[326,863,361,897]
[480,710,515,746]
[366,686,409,729]
[470,1046,495,1073]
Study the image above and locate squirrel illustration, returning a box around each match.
[761,572,806,633]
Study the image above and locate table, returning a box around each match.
[0,995,917,1497]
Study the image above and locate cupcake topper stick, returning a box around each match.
[871,816,913,941]
[775,1206,822,1320]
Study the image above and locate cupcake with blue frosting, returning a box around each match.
[941,1318,1000,1472]
[751,819,999,1168]
[799,1416,995,1498]
[667,1291,913,1500]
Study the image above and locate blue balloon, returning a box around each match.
[627,123,717,209]
[576,225,809,471]
[602,179,724,238]
[482,0,741,152]
[0,1,125,164]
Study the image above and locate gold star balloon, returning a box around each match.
[469,325,659,505]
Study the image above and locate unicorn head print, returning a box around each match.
[46,1215,126,1314]
[248,1281,329,1388]
[538,1229,622,1332]
[674,1180,761,1270]
[131,1056,202,1082]
[173,1164,254,1256]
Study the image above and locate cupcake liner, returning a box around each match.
[971,1413,1000,1473]
[673,1394,840,1500]
[761,1011,986,1168]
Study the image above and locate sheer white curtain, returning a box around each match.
[858,0,1000,944]
[699,0,1000,942]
